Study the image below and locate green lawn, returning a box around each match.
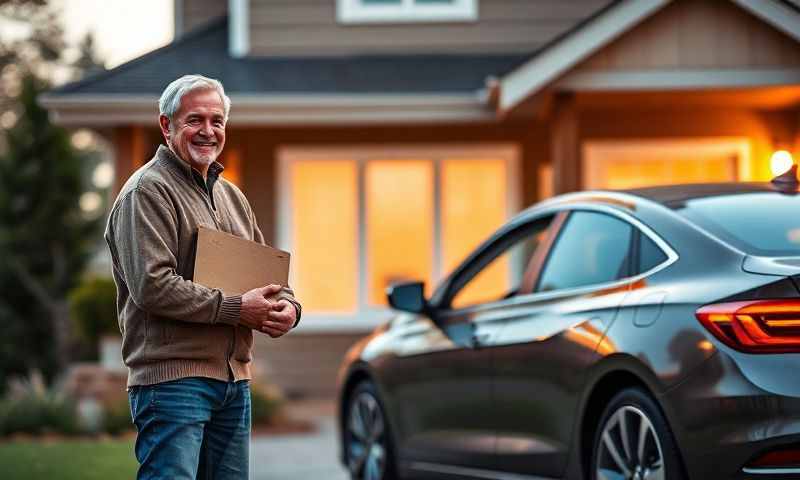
[0,438,138,480]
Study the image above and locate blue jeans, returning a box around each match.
[128,377,251,480]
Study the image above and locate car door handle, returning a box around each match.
[471,332,492,348]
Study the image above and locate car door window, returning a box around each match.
[536,211,633,293]
[638,231,668,274]
[448,217,553,309]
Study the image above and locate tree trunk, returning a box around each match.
[50,299,72,372]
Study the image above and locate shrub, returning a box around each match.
[250,382,283,426]
[0,371,80,436]
[69,276,118,349]
[101,396,133,435]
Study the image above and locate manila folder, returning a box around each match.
[193,226,290,296]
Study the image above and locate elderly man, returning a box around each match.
[105,74,301,480]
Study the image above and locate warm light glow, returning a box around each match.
[221,149,242,187]
[79,192,102,213]
[71,129,94,150]
[366,160,433,305]
[291,160,358,312]
[92,162,114,189]
[697,340,714,352]
[770,150,794,177]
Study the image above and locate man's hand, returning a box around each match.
[261,299,296,338]
[240,284,283,331]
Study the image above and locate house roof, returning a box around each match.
[50,18,529,96]
[42,0,800,125]
[498,0,800,111]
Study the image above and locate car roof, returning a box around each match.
[530,182,787,216]
[620,182,788,209]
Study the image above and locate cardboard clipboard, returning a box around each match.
[193,226,290,296]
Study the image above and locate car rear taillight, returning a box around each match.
[748,445,800,468]
[696,300,800,353]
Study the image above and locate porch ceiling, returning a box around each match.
[573,87,800,111]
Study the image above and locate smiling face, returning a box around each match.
[159,88,226,176]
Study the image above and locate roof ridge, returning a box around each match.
[49,16,228,96]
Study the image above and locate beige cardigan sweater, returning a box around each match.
[105,145,300,387]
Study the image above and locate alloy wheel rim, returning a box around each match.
[595,405,665,480]
[347,392,387,480]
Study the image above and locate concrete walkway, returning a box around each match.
[250,400,350,480]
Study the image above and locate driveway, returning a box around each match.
[250,399,349,480]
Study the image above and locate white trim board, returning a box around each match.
[276,144,521,334]
[732,0,800,44]
[555,68,800,91]
[228,0,249,58]
[337,0,478,25]
[38,93,493,127]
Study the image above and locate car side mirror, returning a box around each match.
[386,281,427,314]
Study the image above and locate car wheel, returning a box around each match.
[591,387,685,480]
[344,381,397,480]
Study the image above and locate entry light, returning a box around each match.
[770,150,794,177]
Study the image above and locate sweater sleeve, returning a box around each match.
[110,188,241,326]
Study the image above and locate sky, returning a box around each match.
[55,0,174,68]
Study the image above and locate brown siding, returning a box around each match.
[176,0,228,37]
[574,0,800,72]
[111,127,163,196]
[248,0,612,57]
[252,333,366,398]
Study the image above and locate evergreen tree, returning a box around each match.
[0,0,107,387]
[0,75,103,376]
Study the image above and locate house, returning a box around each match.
[41,0,800,398]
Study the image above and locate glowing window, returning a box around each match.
[290,160,358,312]
[442,159,508,307]
[366,160,434,305]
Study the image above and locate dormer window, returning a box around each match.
[337,0,478,24]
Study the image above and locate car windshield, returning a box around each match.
[677,192,800,256]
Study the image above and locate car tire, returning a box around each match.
[344,381,398,480]
[590,387,685,480]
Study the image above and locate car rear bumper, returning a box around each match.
[662,351,800,479]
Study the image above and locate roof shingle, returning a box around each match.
[51,18,531,96]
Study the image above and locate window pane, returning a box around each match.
[537,211,633,292]
[442,159,507,306]
[367,160,434,305]
[639,232,667,274]
[451,220,551,309]
[291,160,358,312]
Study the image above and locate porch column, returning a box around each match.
[550,93,581,195]
[112,126,147,196]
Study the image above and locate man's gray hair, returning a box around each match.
[158,74,231,123]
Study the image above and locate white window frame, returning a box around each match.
[276,144,520,333]
[337,0,478,24]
